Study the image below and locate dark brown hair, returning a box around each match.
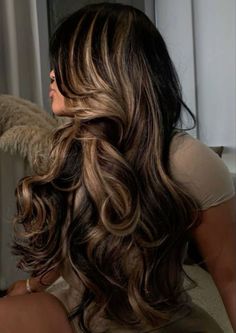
[13,3,199,332]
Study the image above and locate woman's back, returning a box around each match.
[9,3,236,332]
[48,131,234,332]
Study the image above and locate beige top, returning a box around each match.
[48,132,235,332]
[170,132,235,209]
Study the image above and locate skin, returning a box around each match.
[49,70,67,116]
[191,196,236,331]
[1,73,235,332]
[0,292,74,333]
[7,267,61,296]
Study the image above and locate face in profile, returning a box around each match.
[49,70,66,116]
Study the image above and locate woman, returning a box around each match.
[1,3,235,333]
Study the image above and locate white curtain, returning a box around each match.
[155,0,236,173]
[0,0,50,287]
[0,0,50,107]
[1,0,42,102]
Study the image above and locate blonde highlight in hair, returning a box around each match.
[13,3,199,332]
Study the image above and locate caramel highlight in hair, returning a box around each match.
[13,3,199,332]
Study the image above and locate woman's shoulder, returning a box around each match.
[169,131,235,210]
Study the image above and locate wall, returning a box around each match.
[193,0,236,173]
[155,0,236,173]
[155,0,197,137]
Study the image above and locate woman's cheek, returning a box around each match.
[50,91,66,116]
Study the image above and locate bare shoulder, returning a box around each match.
[0,292,74,333]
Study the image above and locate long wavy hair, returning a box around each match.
[13,3,200,332]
